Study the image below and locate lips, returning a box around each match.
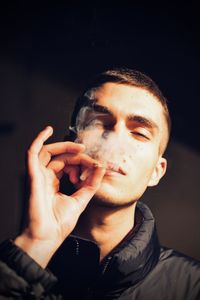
[105,161,126,176]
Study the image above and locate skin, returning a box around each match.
[76,83,168,207]
[15,127,105,267]
[15,83,168,266]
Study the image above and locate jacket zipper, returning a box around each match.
[101,256,112,275]
[73,238,112,275]
[73,238,112,299]
[74,238,80,256]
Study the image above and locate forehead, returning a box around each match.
[91,83,168,152]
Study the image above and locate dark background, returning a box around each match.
[0,2,200,259]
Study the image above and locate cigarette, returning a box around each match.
[80,163,102,181]
[80,168,92,181]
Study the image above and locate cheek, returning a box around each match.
[126,144,145,163]
[126,144,157,174]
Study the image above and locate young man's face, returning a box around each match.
[76,83,167,207]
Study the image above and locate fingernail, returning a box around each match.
[46,126,53,135]
[93,162,102,168]
[77,143,85,148]
[46,125,53,131]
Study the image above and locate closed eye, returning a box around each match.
[130,131,150,140]
[85,112,115,129]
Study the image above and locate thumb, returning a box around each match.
[71,166,105,213]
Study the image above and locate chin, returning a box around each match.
[92,183,137,209]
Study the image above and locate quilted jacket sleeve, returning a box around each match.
[0,240,62,299]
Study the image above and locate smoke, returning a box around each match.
[69,105,132,169]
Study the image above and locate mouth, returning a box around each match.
[105,162,126,176]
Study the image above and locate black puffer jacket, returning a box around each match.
[0,203,199,299]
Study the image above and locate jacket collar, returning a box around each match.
[49,203,160,297]
[98,202,160,296]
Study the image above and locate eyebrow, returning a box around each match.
[127,115,159,131]
[87,102,159,131]
[88,102,113,116]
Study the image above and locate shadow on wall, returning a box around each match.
[0,61,200,260]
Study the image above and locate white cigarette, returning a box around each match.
[80,162,103,181]
[80,169,92,181]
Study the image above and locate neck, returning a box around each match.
[73,201,136,261]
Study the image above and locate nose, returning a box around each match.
[102,120,126,140]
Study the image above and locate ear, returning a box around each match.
[148,157,167,187]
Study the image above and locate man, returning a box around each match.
[0,68,199,299]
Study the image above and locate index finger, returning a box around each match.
[47,152,101,174]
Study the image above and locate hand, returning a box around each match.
[15,126,105,267]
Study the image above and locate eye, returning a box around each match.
[85,114,115,130]
[130,131,150,140]
[86,118,103,127]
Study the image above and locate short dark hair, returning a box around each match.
[70,68,171,152]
